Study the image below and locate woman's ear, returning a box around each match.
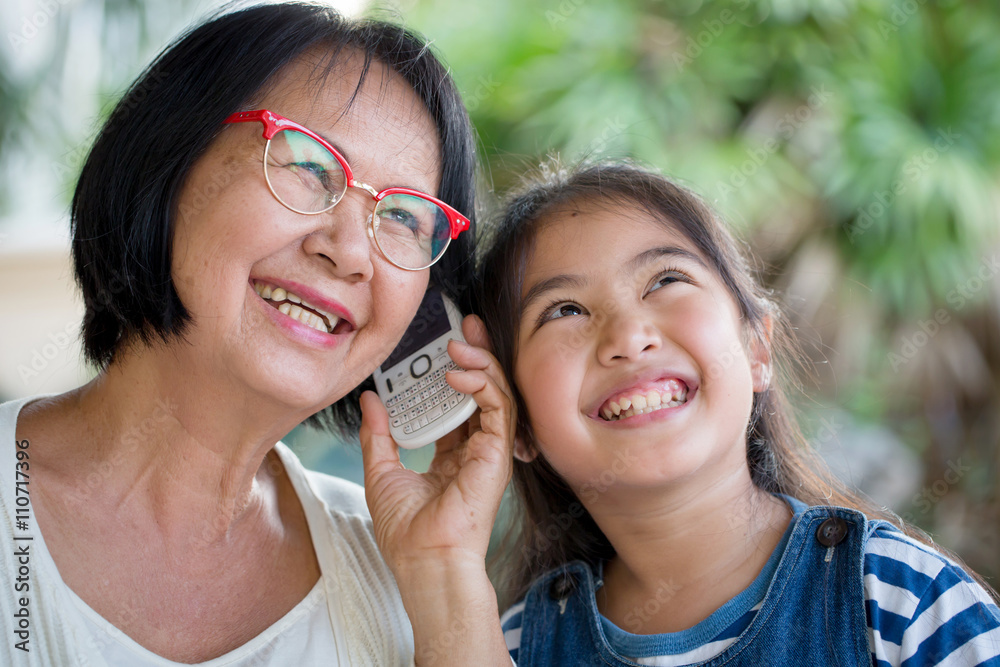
[750,315,773,393]
[513,435,538,463]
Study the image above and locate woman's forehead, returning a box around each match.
[257,51,442,191]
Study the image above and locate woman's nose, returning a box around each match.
[595,309,661,365]
[301,190,375,281]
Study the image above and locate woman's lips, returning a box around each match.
[250,280,353,349]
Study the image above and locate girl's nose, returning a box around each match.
[596,310,662,365]
[301,190,376,282]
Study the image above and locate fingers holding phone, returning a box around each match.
[373,288,478,448]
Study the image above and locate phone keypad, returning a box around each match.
[386,361,468,434]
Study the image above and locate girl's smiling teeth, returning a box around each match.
[600,379,689,421]
[253,281,341,334]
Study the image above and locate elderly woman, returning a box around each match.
[1,3,513,665]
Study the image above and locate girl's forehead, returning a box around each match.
[526,201,700,272]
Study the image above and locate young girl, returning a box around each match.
[469,162,1000,666]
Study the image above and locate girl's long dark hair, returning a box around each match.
[475,160,998,610]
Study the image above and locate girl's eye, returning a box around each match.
[648,270,687,294]
[541,302,584,323]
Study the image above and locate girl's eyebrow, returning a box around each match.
[519,246,707,316]
[520,274,587,316]
[626,246,707,273]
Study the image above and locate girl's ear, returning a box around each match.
[750,315,773,393]
[513,435,538,463]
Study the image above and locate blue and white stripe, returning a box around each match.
[500,528,1000,666]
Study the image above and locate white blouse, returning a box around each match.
[1,395,414,666]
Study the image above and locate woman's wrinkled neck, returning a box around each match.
[36,341,304,548]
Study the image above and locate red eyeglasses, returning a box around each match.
[224,109,470,271]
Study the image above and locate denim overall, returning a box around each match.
[516,500,879,666]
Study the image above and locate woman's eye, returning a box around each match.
[380,207,421,234]
[288,162,331,189]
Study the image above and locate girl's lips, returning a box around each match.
[590,372,698,419]
[594,390,695,427]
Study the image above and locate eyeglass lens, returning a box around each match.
[265,128,452,269]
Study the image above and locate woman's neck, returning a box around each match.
[591,466,791,634]
[24,345,308,550]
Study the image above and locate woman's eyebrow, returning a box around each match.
[520,274,587,316]
[319,132,352,164]
[624,246,706,274]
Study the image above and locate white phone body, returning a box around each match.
[373,288,478,449]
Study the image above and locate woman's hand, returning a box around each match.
[360,314,515,571]
[360,314,515,666]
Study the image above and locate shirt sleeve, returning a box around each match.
[864,529,1000,666]
[500,600,527,664]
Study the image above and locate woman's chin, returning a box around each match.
[226,364,343,418]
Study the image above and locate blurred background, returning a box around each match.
[1,0,997,582]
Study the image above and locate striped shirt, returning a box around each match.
[500,528,1000,666]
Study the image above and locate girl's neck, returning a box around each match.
[593,467,791,634]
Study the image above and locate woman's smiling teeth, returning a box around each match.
[254,281,339,334]
[600,380,689,421]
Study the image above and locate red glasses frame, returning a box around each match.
[224,108,471,241]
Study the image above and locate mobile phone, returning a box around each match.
[373,287,478,449]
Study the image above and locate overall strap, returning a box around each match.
[704,505,871,666]
[518,561,632,666]
[516,505,873,666]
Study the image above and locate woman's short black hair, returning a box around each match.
[71,1,476,434]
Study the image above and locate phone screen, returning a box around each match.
[380,289,451,371]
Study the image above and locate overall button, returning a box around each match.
[549,572,578,600]
[816,517,849,547]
